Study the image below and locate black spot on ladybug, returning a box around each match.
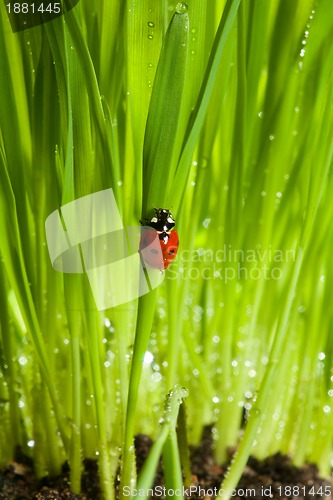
[169,249,175,254]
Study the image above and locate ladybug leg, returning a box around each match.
[140,217,150,226]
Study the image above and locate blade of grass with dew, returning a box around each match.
[169,0,241,209]
[218,40,333,500]
[49,18,128,472]
[163,0,215,394]
[176,402,192,488]
[212,0,330,463]
[217,248,305,500]
[157,1,211,407]
[62,7,122,207]
[142,4,189,213]
[126,0,164,217]
[120,7,190,494]
[60,6,130,488]
[62,22,115,497]
[0,141,69,458]
[135,385,188,496]
[31,40,69,459]
[0,264,22,453]
[165,11,237,426]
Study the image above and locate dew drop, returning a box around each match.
[147,21,154,27]
[152,372,162,383]
[18,356,28,366]
[175,2,188,14]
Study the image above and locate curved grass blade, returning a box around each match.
[169,0,241,209]
[136,385,188,497]
[142,5,189,214]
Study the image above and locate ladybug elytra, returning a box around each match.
[140,208,179,270]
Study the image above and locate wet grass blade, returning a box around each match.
[142,5,189,213]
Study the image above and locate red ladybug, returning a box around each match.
[140,208,179,270]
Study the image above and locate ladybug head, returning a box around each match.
[150,208,175,232]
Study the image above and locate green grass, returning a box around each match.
[1,0,333,499]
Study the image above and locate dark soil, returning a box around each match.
[0,429,331,499]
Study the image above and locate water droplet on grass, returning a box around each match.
[175,2,188,14]
[147,21,154,27]
[152,372,162,383]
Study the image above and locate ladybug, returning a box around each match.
[140,208,179,270]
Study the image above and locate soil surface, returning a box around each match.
[0,429,331,499]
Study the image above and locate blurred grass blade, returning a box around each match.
[169,0,241,208]
[0,149,69,449]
